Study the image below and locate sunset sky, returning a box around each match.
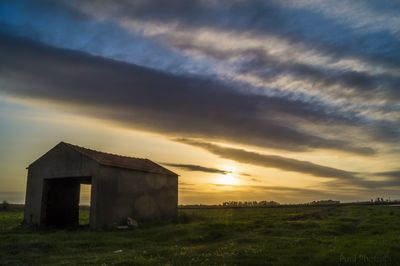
[0,0,399,204]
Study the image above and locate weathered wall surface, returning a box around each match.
[24,143,98,227]
[95,165,178,226]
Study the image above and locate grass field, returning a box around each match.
[1,205,400,265]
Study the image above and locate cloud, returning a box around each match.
[0,32,376,156]
[175,138,358,180]
[63,0,400,129]
[62,0,400,142]
[161,162,256,180]
[69,0,400,71]
[0,0,198,75]
[1,1,399,154]
[161,163,230,175]
[170,41,400,110]
[176,138,400,190]
[375,171,400,179]
[326,177,400,190]
[236,48,400,101]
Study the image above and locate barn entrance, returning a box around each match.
[41,176,92,228]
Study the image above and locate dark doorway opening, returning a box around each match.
[41,176,92,228]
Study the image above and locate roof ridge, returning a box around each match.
[60,141,177,176]
[62,141,149,161]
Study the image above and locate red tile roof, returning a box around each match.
[63,142,177,176]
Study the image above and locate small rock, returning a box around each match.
[117,225,129,230]
[127,217,138,227]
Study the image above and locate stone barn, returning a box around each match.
[23,142,178,228]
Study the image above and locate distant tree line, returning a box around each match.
[308,200,340,205]
[222,201,280,207]
[179,198,400,209]
[1,200,10,211]
[0,200,24,211]
[372,197,388,203]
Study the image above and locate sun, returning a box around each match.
[215,165,238,185]
[217,173,237,185]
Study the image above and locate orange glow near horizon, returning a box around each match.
[1,95,399,205]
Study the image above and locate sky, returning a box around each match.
[0,0,399,204]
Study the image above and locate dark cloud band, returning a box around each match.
[177,138,400,190]
[0,32,375,155]
[176,138,357,180]
[161,163,230,175]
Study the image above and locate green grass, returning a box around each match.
[1,205,400,265]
